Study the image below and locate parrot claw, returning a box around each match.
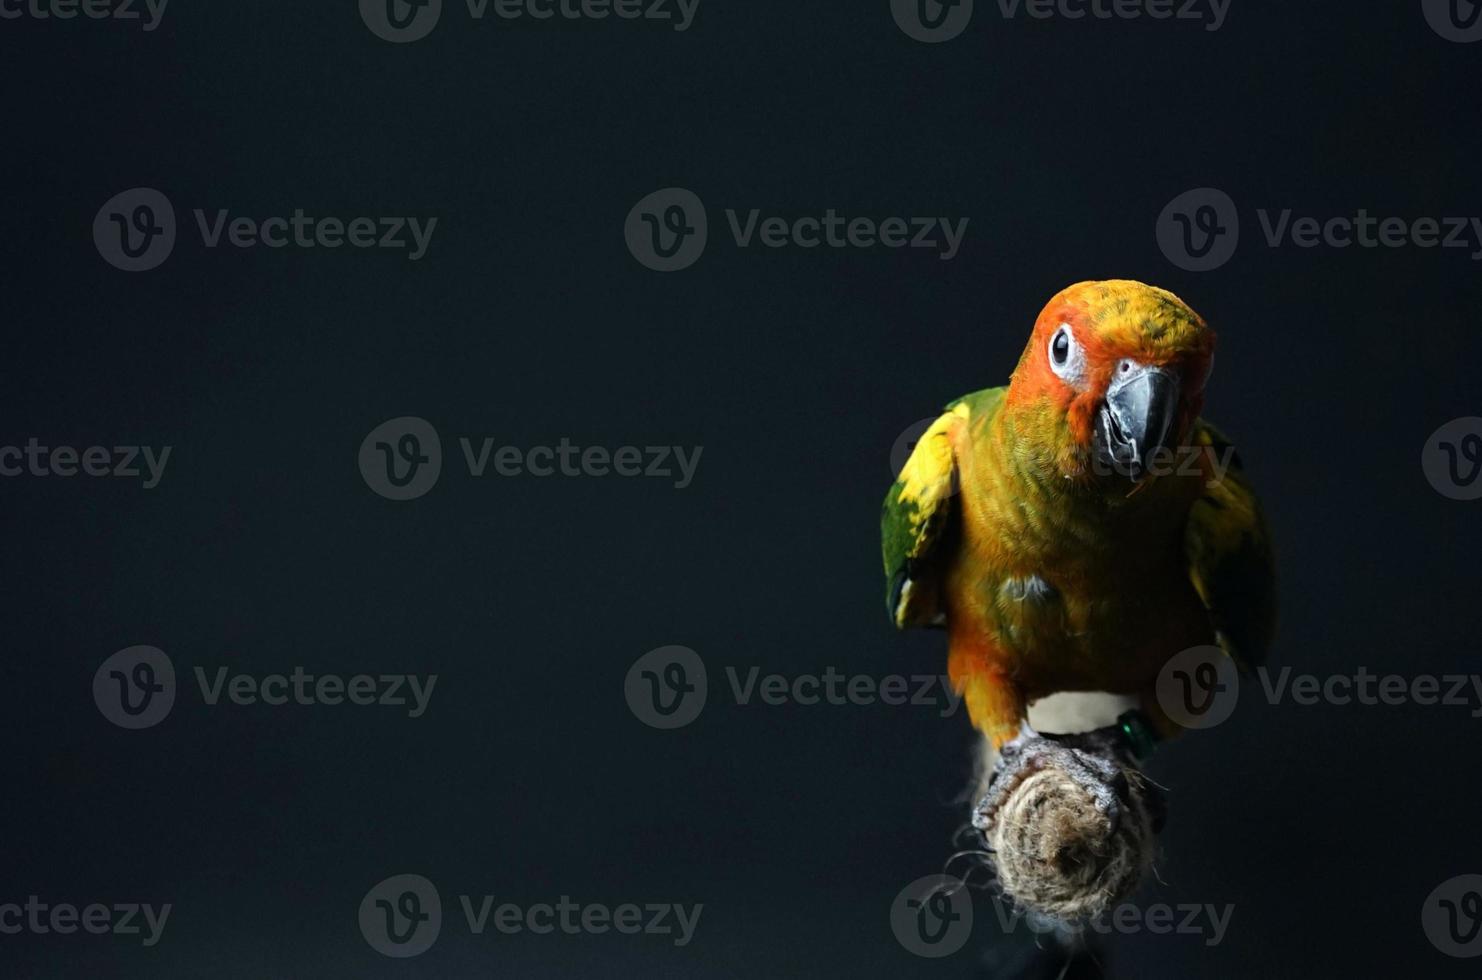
[972,728,1133,839]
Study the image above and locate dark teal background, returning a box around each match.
[3,1,1481,976]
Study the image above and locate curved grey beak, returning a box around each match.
[1095,362,1179,481]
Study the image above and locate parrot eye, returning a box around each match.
[1047,324,1085,386]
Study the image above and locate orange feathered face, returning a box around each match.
[1007,280,1216,482]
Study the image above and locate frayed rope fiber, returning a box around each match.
[986,765,1158,921]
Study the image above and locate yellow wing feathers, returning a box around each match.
[882,402,971,628]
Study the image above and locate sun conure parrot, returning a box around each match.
[882,280,1275,820]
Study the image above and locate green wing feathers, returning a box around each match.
[1183,421,1277,670]
[881,391,1000,628]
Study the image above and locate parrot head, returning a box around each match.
[1006,280,1216,484]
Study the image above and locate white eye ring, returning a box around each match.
[1047,323,1086,386]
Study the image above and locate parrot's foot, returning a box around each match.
[971,726,1133,838]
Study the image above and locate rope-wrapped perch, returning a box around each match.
[974,715,1165,922]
